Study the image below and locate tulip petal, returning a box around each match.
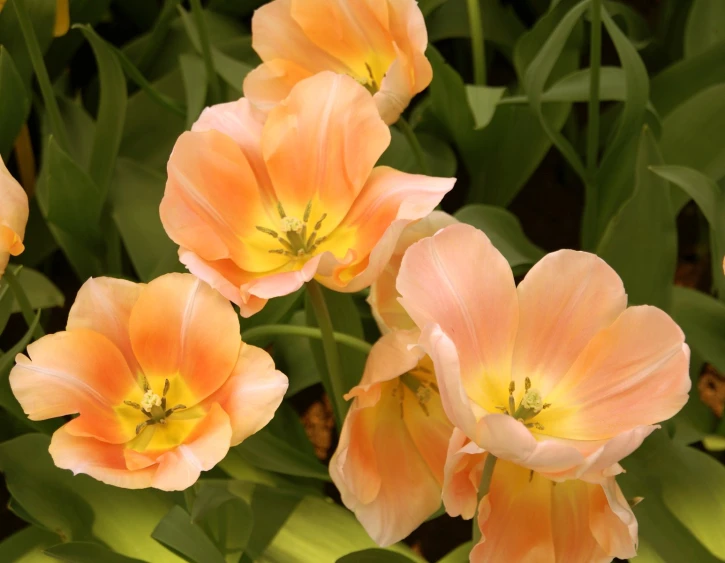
[511,250,626,396]
[538,306,691,441]
[49,427,155,489]
[151,404,233,491]
[203,343,288,445]
[243,59,315,114]
[129,274,241,405]
[10,330,138,443]
[262,72,390,224]
[590,477,638,558]
[442,428,485,520]
[0,157,29,276]
[66,277,143,375]
[397,223,518,411]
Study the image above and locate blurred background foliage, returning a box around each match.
[1,0,725,561]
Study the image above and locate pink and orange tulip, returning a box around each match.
[243,0,433,125]
[396,223,691,482]
[161,72,453,317]
[330,329,453,546]
[0,157,29,277]
[10,274,288,490]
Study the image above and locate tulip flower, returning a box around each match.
[243,0,432,124]
[444,429,638,563]
[396,223,690,481]
[368,211,457,334]
[330,330,453,546]
[0,157,29,277]
[161,72,453,317]
[10,274,288,490]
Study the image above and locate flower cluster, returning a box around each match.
[5,1,692,561]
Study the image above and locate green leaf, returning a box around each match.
[233,427,331,481]
[0,434,184,562]
[672,286,725,374]
[465,85,506,130]
[660,84,725,183]
[454,205,545,271]
[240,289,303,332]
[378,128,456,179]
[0,0,55,84]
[76,25,128,197]
[44,542,146,563]
[272,310,322,396]
[684,0,725,59]
[180,54,208,129]
[109,158,183,281]
[337,549,418,563]
[597,127,676,310]
[11,267,64,314]
[0,526,57,563]
[0,46,30,159]
[649,165,721,225]
[153,505,226,563]
[436,542,472,563]
[604,1,652,49]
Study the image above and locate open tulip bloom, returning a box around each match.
[9,274,288,491]
[161,71,454,318]
[397,223,691,483]
[243,0,432,124]
[0,156,29,278]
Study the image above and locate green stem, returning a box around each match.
[4,267,44,338]
[583,0,602,250]
[13,0,70,152]
[189,0,221,105]
[243,324,372,355]
[397,117,431,175]
[306,280,347,427]
[472,454,497,544]
[466,0,486,85]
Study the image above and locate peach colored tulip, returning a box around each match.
[330,329,453,546]
[369,211,458,334]
[396,223,691,482]
[0,157,29,277]
[161,72,453,317]
[243,0,432,125]
[444,430,637,563]
[10,274,288,491]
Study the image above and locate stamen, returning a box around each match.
[124,400,141,410]
[303,201,312,222]
[269,249,286,254]
[141,375,150,392]
[508,381,516,416]
[277,201,287,218]
[525,377,531,391]
[256,226,279,239]
[140,390,163,413]
[163,379,170,397]
[164,404,186,417]
[314,214,327,231]
[280,216,304,233]
[306,232,317,248]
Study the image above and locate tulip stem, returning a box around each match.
[12,0,71,153]
[189,0,222,105]
[397,117,431,175]
[306,280,348,427]
[3,267,45,339]
[466,0,486,85]
[472,453,497,544]
[243,324,373,355]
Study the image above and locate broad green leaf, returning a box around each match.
[11,267,64,313]
[244,486,302,561]
[671,349,716,446]
[0,46,30,159]
[436,542,472,563]
[271,310,322,396]
[684,0,725,59]
[0,0,55,83]
[455,205,545,271]
[465,85,506,130]
[109,158,183,281]
[240,289,303,332]
[672,286,725,374]
[660,84,725,183]
[180,54,207,129]
[378,128,456,179]
[0,280,12,333]
[604,1,652,49]
[152,505,226,563]
[597,127,676,311]
[233,427,331,481]
[44,542,146,563]
[219,449,311,492]
[337,549,418,563]
[0,527,57,563]
[0,434,184,562]
[77,25,128,197]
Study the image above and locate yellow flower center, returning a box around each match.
[392,363,437,417]
[256,201,329,259]
[124,377,187,436]
[497,377,551,431]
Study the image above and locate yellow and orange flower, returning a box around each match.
[10,274,288,491]
[0,156,29,277]
[161,72,453,317]
[243,0,432,124]
[444,430,638,563]
[397,223,691,482]
[330,330,453,546]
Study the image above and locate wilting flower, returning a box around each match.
[397,223,691,481]
[161,72,453,317]
[368,211,457,334]
[444,429,638,563]
[243,0,432,124]
[0,157,29,277]
[330,329,453,546]
[10,274,288,490]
